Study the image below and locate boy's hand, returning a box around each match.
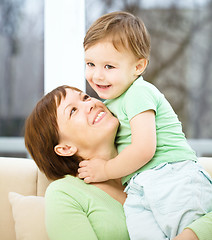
[78,159,109,183]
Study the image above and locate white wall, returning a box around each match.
[44,0,85,93]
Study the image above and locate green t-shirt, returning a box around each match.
[105,76,197,185]
[45,175,130,240]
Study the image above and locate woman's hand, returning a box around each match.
[78,159,109,183]
[173,228,199,240]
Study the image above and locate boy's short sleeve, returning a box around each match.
[124,82,158,121]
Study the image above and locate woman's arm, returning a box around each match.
[45,188,98,240]
[173,211,212,240]
[173,229,198,240]
[186,212,212,240]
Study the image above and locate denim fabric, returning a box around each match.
[123,161,212,240]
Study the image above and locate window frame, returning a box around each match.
[0,0,85,157]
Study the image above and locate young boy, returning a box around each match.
[78,11,212,239]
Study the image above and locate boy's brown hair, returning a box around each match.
[84,11,151,60]
[25,85,83,180]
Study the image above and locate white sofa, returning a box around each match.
[0,157,51,240]
[0,157,212,240]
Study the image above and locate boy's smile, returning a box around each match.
[84,41,143,99]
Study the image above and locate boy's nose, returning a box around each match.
[93,69,104,81]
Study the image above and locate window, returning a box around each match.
[0,0,44,157]
[0,0,85,157]
[85,0,212,156]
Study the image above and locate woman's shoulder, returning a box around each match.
[45,175,126,217]
[46,175,85,196]
[46,175,121,206]
[45,176,130,240]
[45,175,93,211]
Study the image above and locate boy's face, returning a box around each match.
[84,41,144,99]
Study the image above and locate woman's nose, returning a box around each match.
[84,98,96,113]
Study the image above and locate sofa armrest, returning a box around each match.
[198,157,212,177]
[37,169,52,196]
[0,157,38,240]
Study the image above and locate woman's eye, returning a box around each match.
[83,94,90,101]
[70,107,77,116]
[105,65,114,69]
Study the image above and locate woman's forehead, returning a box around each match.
[64,88,83,101]
[56,88,81,105]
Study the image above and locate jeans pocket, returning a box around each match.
[124,183,147,217]
[199,169,212,184]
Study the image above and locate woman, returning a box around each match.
[25,85,129,240]
[25,85,212,240]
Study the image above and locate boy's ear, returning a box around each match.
[135,59,148,75]
[54,144,77,157]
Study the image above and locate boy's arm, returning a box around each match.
[105,109,156,179]
[78,110,156,183]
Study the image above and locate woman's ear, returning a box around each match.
[54,144,77,156]
[135,58,148,75]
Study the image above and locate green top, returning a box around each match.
[105,76,197,185]
[45,175,212,240]
[187,211,212,240]
[45,175,130,240]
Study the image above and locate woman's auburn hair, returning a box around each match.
[24,85,83,180]
[84,11,151,60]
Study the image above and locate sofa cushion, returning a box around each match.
[8,192,49,240]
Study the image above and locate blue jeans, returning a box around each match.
[123,161,212,240]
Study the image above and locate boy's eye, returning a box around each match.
[105,65,114,69]
[87,62,94,67]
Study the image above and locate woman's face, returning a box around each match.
[56,89,119,157]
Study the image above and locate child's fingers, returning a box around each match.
[79,160,89,167]
[78,172,92,183]
[84,177,92,184]
[78,172,89,179]
[78,167,86,173]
